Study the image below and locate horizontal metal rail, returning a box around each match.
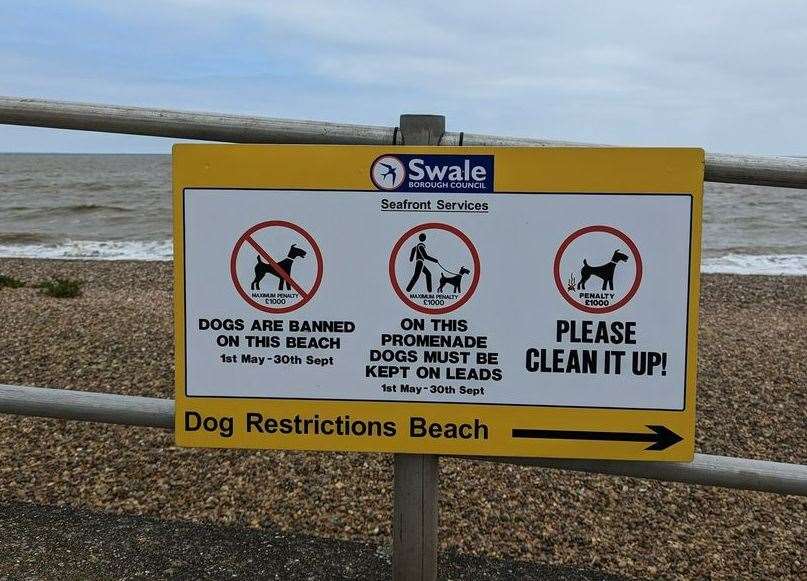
[1,96,806,189]
[470,455,807,497]
[0,383,173,429]
[1,384,804,497]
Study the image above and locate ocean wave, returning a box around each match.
[4,203,133,216]
[0,242,804,275]
[0,232,59,244]
[0,240,173,261]
[701,254,807,276]
[61,203,133,214]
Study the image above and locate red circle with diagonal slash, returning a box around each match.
[553,225,642,314]
[389,222,481,315]
[230,220,323,314]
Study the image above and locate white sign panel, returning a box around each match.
[183,189,692,411]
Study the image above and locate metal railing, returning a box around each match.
[1,96,806,189]
[1,97,805,580]
[1,383,804,496]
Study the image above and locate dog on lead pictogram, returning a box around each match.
[405,233,471,294]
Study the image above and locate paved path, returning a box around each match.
[0,501,628,580]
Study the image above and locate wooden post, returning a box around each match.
[392,114,445,581]
[394,454,439,580]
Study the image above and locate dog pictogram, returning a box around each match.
[577,250,630,291]
[251,243,307,291]
[438,266,471,293]
[230,221,323,314]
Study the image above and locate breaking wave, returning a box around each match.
[0,240,173,261]
[701,254,807,276]
[1,242,804,276]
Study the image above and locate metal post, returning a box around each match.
[392,114,444,581]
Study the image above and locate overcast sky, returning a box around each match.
[1,1,805,155]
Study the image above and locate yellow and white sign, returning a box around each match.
[174,145,703,461]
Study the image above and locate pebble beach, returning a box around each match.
[0,258,804,579]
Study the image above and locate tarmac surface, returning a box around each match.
[0,500,629,580]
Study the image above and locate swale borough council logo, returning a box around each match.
[370,155,406,191]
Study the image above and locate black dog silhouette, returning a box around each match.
[577,250,629,291]
[251,243,307,291]
[438,267,471,293]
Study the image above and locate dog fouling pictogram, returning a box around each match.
[554,225,642,314]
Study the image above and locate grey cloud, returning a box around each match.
[2,0,805,153]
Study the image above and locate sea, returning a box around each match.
[0,153,805,275]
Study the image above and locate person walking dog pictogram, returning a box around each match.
[406,233,439,292]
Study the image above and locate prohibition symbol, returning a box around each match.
[389,222,480,315]
[554,225,642,314]
[230,220,323,314]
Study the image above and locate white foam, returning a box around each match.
[1,242,805,276]
[0,240,173,261]
[701,254,807,276]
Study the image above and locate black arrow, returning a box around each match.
[511,425,683,451]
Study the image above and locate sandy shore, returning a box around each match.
[0,258,804,580]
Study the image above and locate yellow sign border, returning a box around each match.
[173,145,703,461]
